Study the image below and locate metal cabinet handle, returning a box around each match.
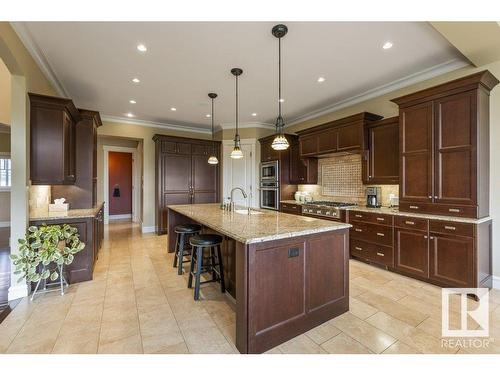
[376,217,385,221]
[355,228,363,232]
[409,205,419,209]
[448,208,460,213]
[376,233,385,237]
[444,226,456,231]
[405,221,415,225]
[355,246,363,251]
[376,252,385,257]
[424,235,428,239]
[355,214,363,218]
[428,196,432,199]
[434,196,438,199]
[430,236,435,240]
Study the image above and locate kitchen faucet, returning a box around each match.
[229,187,248,211]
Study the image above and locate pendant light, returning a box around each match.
[207,92,219,165]
[230,68,244,159]
[271,24,289,151]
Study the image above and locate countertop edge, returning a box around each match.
[29,202,105,222]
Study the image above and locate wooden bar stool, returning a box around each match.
[172,224,202,275]
[187,234,225,301]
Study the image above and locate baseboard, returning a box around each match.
[109,214,132,220]
[8,284,29,301]
[492,276,500,290]
[0,221,10,228]
[141,225,156,234]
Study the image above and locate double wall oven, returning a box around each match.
[260,161,279,210]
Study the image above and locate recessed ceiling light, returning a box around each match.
[126,113,134,118]
[170,107,177,111]
[317,77,326,83]
[137,44,147,52]
[129,100,136,104]
[382,41,393,50]
[251,113,257,117]
[205,114,211,118]
[279,98,285,103]
[132,78,140,83]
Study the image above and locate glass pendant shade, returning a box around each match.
[271,134,289,150]
[230,146,244,159]
[208,155,219,164]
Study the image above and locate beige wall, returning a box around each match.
[215,127,274,141]
[288,61,500,280]
[0,58,11,125]
[97,121,212,230]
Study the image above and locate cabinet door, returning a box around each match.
[299,135,318,157]
[394,228,429,278]
[433,91,476,206]
[429,233,474,287]
[337,123,362,151]
[289,142,307,183]
[317,129,337,153]
[366,121,399,184]
[260,141,279,161]
[192,153,218,203]
[192,143,209,155]
[400,102,433,202]
[63,111,76,183]
[163,154,192,192]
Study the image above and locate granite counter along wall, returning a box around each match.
[296,154,399,206]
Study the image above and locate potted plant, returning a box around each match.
[10,224,85,298]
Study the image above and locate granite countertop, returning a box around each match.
[280,200,304,205]
[168,203,351,244]
[30,202,104,222]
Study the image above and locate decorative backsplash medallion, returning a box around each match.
[320,154,363,198]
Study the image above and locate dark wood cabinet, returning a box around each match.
[154,135,220,234]
[289,138,317,184]
[297,112,382,158]
[260,139,280,162]
[52,109,102,208]
[392,70,499,218]
[363,116,399,184]
[280,202,302,215]
[394,227,429,278]
[29,93,81,185]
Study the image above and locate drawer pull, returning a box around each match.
[409,205,419,209]
[355,246,363,251]
[376,252,385,257]
[444,225,456,231]
[405,221,415,225]
[355,214,363,218]
[376,232,385,237]
[448,208,460,213]
[355,228,363,232]
[376,217,385,221]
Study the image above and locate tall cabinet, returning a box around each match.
[154,135,221,234]
[392,71,499,218]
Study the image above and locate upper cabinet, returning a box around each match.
[392,70,499,218]
[296,112,382,157]
[363,116,399,185]
[260,138,280,162]
[29,93,81,185]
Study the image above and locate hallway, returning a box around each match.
[0,221,499,354]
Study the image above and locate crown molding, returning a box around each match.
[286,58,470,126]
[10,22,69,97]
[219,122,274,130]
[101,115,212,135]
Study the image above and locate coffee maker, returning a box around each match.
[366,187,382,208]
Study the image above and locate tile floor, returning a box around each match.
[0,221,499,354]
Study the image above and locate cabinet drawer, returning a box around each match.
[280,203,301,214]
[394,216,428,231]
[431,204,477,219]
[349,211,393,226]
[350,239,393,267]
[430,220,474,238]
[350,222,393,246]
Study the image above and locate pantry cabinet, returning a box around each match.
[392,70,499,218]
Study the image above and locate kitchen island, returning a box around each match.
[167,203,351,353]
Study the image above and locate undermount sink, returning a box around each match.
[234,209,263,215]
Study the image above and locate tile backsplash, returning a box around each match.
[29,185,51,213]
[297,153,399,207]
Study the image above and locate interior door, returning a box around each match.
[400,102,433,203]
[433,91,476,206]
[223,142,255,207]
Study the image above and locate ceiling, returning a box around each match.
[13,22,468,131]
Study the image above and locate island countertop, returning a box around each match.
[167,203,351,244]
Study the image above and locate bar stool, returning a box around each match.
[188,234,225,301]
[172,224,202,275]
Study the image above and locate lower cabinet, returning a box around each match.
[280,202,302,215]
[394,228,429,278]
[429,233,474,288]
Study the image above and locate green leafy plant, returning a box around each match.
[10,224,85,283]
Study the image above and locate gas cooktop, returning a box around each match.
[301,201,357,220]
[305,201,357,208]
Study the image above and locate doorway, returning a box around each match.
[222,139,258,207]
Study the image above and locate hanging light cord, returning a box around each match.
[278,35,282,124]
[211,97,215,141]
[235,74,239,140]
